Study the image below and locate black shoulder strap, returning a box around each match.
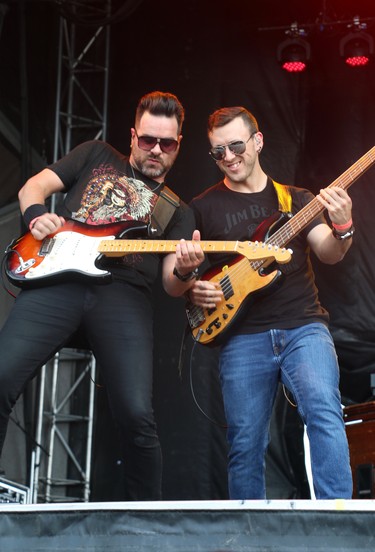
[149,185,180,236]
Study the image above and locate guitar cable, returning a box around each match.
[189,341,227,429]
[180,329,227,429]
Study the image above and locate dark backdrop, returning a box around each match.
[0,0,375,500]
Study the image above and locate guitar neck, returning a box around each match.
[98,239,243,256]
[98,239,292,265]
[268,145,375,249]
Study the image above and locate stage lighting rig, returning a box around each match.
[277,22,311,73]
[339,16,374,67]
[261,3,375,73]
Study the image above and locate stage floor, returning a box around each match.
[1,499,375,551]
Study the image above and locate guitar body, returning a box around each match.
[5,220,147,289]
[186,212,290,345]
[186,255,282,345]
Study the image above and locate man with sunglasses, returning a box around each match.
[187,106,353,500]
[0,91,204,500]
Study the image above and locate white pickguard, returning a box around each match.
[24,231,116,280]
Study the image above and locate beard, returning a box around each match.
[131,150,176,181]
[140,160,166,179]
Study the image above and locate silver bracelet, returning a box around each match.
[332,227,354,240]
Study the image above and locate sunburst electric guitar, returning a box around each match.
[186,145,375,346]
[4,220,292,289]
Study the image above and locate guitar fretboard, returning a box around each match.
[248,145,375,270]
[98,239,242,255]
[98,239,292,265]
[270,145,375,249]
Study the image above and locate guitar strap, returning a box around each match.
[272,180,292,213]
[149,185,181,236]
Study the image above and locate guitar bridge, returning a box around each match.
[186,303,205,330]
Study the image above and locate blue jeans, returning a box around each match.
[219,323,353,500]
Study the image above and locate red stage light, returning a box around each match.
[277,37,311,73]
[282,60,307,73]
[340,31,373,68]
[345,55,370,67]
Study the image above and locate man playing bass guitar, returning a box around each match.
[187,106,354,500]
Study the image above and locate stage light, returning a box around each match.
[339,20,374,67]
[277,36,311,72]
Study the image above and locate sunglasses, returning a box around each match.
[134,129,179,154]
[209,133,256,161]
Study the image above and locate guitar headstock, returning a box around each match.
[236,241,292,264]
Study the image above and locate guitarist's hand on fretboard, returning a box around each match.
[316,186,352,227]
[174,229,205,278]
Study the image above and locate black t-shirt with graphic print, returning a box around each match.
[190,177,330,335]
[48,140,195,291]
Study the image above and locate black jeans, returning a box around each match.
[0,280,162,500]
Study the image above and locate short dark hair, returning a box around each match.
[135,91,185,134]
[208,106,259,136]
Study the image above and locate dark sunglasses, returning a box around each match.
[209,133,256,161]
[134,129,179,154]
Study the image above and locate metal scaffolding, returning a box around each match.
[30,2,111,503]
[30,350,97,503]
[53,5,110,157]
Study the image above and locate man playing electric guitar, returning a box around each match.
[0,91,205,500]
[187,106,354,500]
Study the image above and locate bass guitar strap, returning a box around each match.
[150,185,181,236]
[272,180,292,213]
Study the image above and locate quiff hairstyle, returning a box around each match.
[135,91,185,134]
[208,106,259,136]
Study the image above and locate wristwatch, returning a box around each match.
[173,266,199,282]
[332,227,355,240]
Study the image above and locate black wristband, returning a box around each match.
[23,204,48,228]
[173,266,199,282]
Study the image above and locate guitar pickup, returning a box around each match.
[39,237,55,257]
[220,274,234,300]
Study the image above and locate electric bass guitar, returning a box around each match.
[4,219,292,289]
[186,145,375,346]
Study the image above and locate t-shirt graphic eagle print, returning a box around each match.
[72,165,157,225]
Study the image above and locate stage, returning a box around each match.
[1,499,375,551]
